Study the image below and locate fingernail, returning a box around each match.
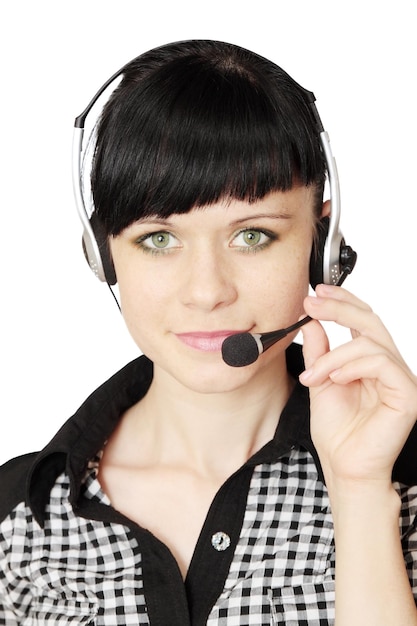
[316,283,335,294]
[329,368,342,380]
[299,368,313,383]
[305,296,324,306]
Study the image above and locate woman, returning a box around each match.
[1,39,416,625]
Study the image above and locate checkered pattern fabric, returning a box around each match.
[0,471,149,625]
[208,451,336,624]
[1,449,417,625]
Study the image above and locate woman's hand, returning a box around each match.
[299,283,417,488]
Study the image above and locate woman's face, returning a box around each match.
[110,187,318,395]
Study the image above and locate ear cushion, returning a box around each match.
[89,212,117,285]
[309,216,329,290]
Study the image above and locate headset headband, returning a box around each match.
[72,52,348,286]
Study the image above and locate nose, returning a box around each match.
[180,245,238,311]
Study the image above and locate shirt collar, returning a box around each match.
[27,356,154,525]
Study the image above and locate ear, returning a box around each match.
[321,199,331,218]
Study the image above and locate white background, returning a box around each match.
[1,1,416,464]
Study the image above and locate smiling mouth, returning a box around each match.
[175,331,246,352]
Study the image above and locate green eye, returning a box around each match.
[242,230,262,246]
[150,232,171,248]
[231,228,276,251]
[136,230,180,253]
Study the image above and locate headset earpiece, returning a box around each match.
[309,215,357,289]
[83,213,117,285]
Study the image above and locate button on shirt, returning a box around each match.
[1,344,417,625]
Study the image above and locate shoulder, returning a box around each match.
[0,452,38,524]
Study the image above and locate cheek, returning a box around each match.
[117,278,165,355]
[252,242,312,323]
[118,271,166,321]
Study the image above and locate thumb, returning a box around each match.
[300,316,330,372]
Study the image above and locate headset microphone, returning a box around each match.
[221,317,313,367]
[221,252,357,368]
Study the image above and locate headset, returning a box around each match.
[72,50,357,290]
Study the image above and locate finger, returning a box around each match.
[300,316,330,372]
[315,283,372,311]
[299,335,412,387]
[329,353,417,422]
[304,288,402,360]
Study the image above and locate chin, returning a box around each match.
[177,374,254,396]
[153,348,284,397]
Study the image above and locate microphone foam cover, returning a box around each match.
[221,333,260,367]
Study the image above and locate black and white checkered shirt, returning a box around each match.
[1,345,417,625]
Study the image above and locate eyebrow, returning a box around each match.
[131,217,176,228]
[130,211,294,230]
[229,212,294,226]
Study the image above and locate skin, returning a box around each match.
[100,186,417,621]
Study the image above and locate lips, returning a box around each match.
[175,331,245,352]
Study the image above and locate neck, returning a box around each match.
[121,356,294,478]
